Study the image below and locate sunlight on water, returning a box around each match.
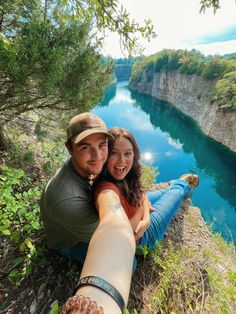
[143,151,153,161]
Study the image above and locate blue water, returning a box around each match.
[92,81,236,244]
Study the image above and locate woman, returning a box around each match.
[94,127,199,250]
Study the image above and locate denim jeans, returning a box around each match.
[60,241,89,265]
[139,179,191,250]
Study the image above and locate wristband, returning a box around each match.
[76,275,125,312]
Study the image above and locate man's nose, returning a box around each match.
[91,147,100,158]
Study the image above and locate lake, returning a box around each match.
[92,81,236,244]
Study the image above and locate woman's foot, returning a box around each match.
[180,173,199,189]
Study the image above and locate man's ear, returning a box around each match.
[65,142,72,155]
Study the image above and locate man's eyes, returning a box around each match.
[80,146,90,151]
[100,142,108,148]
[79,143,108,151]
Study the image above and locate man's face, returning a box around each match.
[67,133,108,178]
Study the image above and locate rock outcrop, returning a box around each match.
[129,71,236,152]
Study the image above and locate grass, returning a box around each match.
[134,234,236,313]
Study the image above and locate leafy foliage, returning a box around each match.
[200,0,220,13]
[0,10,112,124]
[130,54,155,83]
[211,71,236,109]
[0,0,156,127]
[201,56,233,80]
[0,164,45,284]
[141,164,159,189]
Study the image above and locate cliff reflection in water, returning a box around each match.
[99,83,117,107]
[130,90,236,212]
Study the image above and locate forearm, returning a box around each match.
[77,213,135,312]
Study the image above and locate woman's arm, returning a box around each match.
[61,190,136,313]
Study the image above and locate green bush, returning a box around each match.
[141,164,159,189]
[0,164,45,284]
[130,55,156,83]
[211,71,236,109]
[202,56,230,80]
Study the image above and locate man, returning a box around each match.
[40,112,112,263]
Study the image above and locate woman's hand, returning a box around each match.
[134,218,150,241]
[134,193,150,241]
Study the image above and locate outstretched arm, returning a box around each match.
[61,190,136,313]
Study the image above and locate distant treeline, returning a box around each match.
[101,57,142,80]
[101,56,142,65]
[112,57,141,65]
[130,49,236,110]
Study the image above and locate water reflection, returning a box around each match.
[99,83,117,107]
[130,90,236,213]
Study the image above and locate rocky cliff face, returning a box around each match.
[129,71,236,152]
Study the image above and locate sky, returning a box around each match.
[102,0,236,58]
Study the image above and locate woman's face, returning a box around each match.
[107,136,134,180]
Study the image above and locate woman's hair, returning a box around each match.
[101,127,144,208]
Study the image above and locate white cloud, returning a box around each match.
[166,136,183,149]
[165,151,175,157]
[113,93,135,104]
[102,0,236,57]
[119,109,153,130]
[189,39,236,56]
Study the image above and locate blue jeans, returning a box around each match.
[60,179,191,264]
[139,179,191,250]
[60,242,89,264]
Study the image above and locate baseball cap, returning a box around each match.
[67,112,113,144]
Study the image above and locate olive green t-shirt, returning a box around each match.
[40,158,99,249]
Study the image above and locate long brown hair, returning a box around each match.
[101,127,144,207]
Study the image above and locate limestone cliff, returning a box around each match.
[129,71,236,152]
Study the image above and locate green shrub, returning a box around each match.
[0,164,45,284]
[211,71,236,109]
[202,56,233,80]
[130,55,156,83]
[141,164,159,189]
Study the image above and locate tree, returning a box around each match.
[0,0,156,150]
[212,71,236,109]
